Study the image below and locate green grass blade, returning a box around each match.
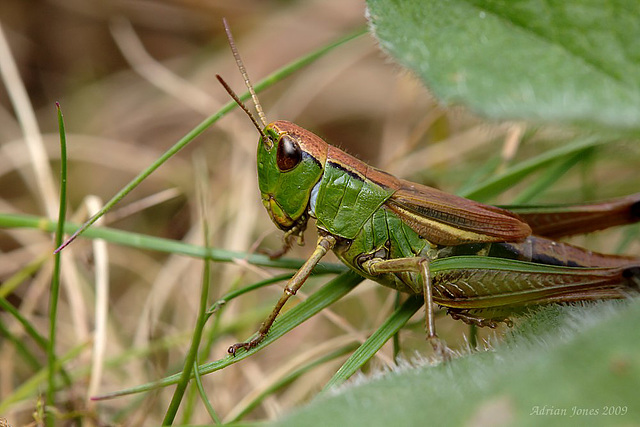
[509,148,593,204]
[162,255,211,424]
[193,359,221,424]
[323,295,423,390]
[163,157,217,425]
[0,213,346,274]
[460,135,609,201]
[46,102,67,425]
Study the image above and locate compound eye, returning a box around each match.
[276,134,302,171]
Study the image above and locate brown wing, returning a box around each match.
[507,193,640,239]
[386,180,532,246]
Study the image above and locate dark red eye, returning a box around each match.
[276,134,302,171]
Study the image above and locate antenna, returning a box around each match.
[222,18,268,128]
[216,74,269,144]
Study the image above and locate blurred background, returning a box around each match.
[3,0,635,425]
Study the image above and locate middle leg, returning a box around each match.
[361,256,451,359]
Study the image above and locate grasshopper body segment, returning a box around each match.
[312,147,396,239]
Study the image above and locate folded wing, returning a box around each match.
[386,180,532,246]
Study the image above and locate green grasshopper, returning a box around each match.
[218,21,640,357]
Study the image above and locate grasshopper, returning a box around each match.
[218,21,640,357]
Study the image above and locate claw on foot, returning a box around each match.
[428,335,453,362]
[228,338,260,357]
[228,343,248,357]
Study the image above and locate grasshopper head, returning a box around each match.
[257,120,327,232]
